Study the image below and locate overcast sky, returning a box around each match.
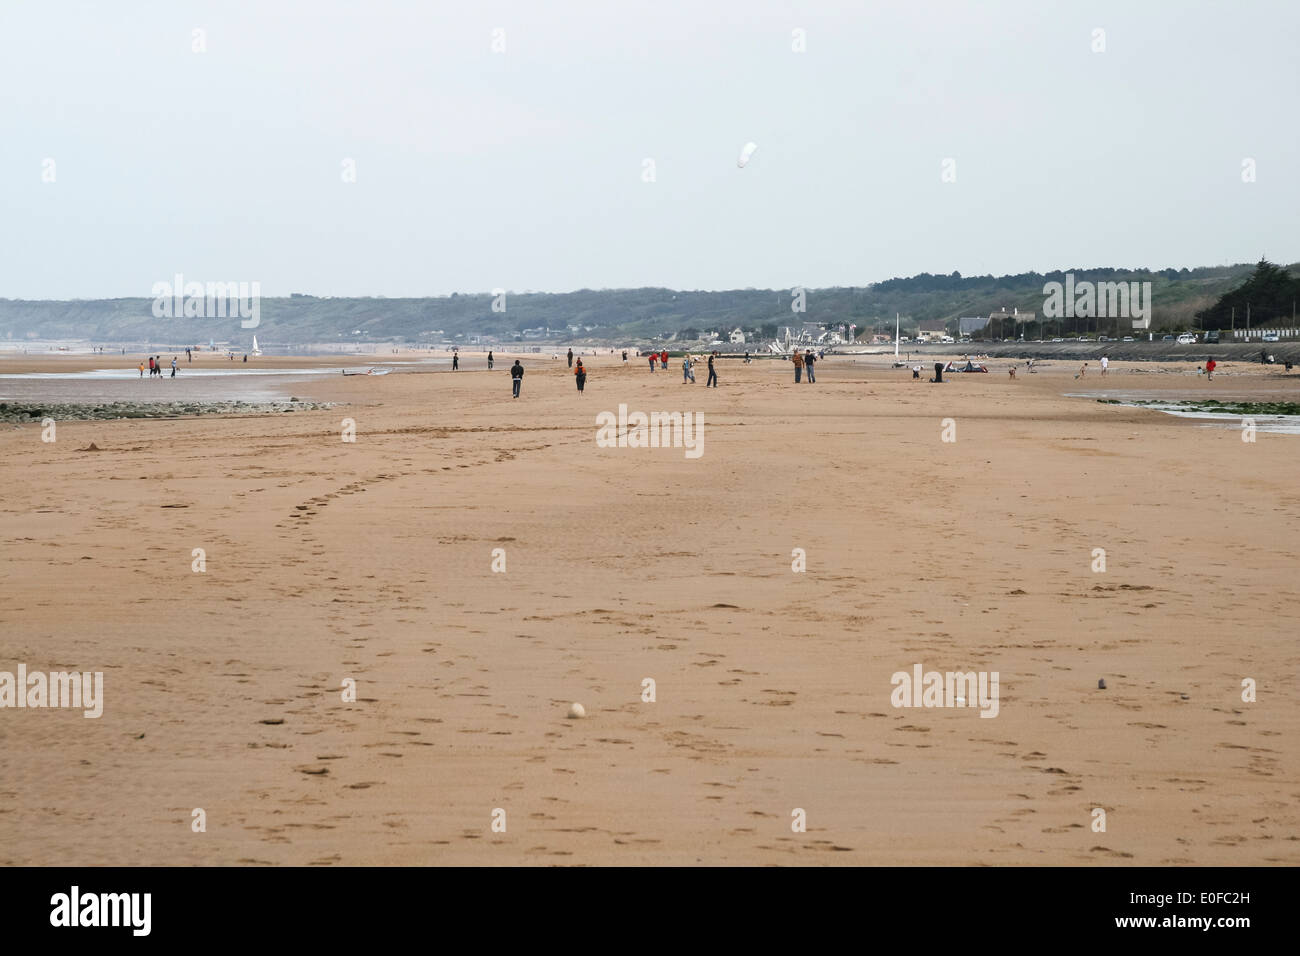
[1,0,1296,298]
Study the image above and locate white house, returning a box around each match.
[729,328,746,344]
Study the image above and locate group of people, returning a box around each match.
[504,346,842,396]
[139,355,177,378]
[678,352,719,387]
[501,356,582,396]
[791,349,818,383]
[500,346,734,399]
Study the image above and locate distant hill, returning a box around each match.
[0,262,1286,348]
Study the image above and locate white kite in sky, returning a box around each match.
[737,142,758,168]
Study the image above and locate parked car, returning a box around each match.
[1176,333,1197,345]
[1204,330,1220,344]
[1097,335,1110,342]
[1262,332,1280,342]
[1161,334,1176,341]
[1122,336,1135,342]
[1051,337,1063,343]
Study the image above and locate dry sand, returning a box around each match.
[1,352,1297,865]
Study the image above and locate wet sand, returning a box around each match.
[0,353,429,404]
[1,353,1296,865]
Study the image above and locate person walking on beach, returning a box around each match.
[567,348,574,369]
[660,350,668,372]
[487,351,494,370]
[649,353,657,372]
[170,356,177,377]
[511,359,524,398]
[452,352,459,371]
[574,358,587,393]
[1206,357,1217,381]
[706,353,718,388]
[1100,355,1109,376]
[792,348,804,383]
[138,361,145,378]
[804,349,816,383]
[622,350,628,365]
[186,347,192,362]
[148,356,155,376]
[682,354,695,383]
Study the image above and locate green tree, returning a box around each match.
[1197,260,1300,329]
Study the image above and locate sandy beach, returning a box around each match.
[1,352,1296,866]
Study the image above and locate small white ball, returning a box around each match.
[568,702,586,719]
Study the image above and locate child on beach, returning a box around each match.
[574,359,587,393]
[683,356,694,383]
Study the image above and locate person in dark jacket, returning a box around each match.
[511,360,524,398]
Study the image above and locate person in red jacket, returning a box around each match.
[1205,357,1216,381]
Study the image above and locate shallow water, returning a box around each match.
[0,367,347,380]
[0,367,346,403]
[1071,394,1300,435]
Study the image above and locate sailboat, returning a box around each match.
[251,335,262,356]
